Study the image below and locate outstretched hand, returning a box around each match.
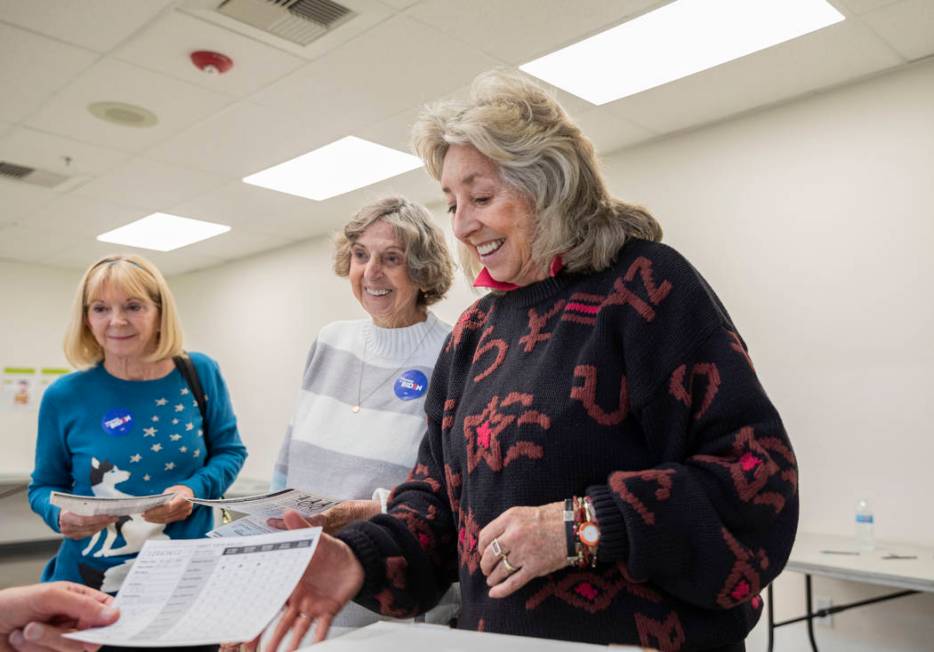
[266,500,380,534]
[265,511,365,651]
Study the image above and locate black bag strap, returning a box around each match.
[173,353,208,445]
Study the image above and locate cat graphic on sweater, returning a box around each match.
[81,457,168,559]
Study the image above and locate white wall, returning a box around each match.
[0,261,77,474]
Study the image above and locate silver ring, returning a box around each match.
[501,555,519,574]
[491,537,505,558]
[296,612,312,621]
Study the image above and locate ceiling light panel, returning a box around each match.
[242,136,423,201]
[97,213,230,252]
[520,0,845,105]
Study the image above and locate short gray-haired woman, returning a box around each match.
[271,73,798,652]
[269,196,458,633]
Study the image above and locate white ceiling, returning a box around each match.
[0,0,931,276]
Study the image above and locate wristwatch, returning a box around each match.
[578,519,601,548]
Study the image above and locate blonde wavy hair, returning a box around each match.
[64,254,184,369]
[412,70,662,281]
[333,196,454,306]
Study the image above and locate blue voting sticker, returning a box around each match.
[394,370,428,401]
[101,408,134,436]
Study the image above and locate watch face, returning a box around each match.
[580,522,600,546]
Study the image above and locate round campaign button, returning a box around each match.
[394,370,429,401]
[101,408,134,436]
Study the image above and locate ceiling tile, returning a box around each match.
[0,178,59,225]
[604,18,902,134]
[176,0,395,63]
[169,181,323,240]
[25,58,234,153]
[75,157,231,208]
[22,194,149,237]
[0,127,129,177]
[112,10,307,97]
[572,109,658,156]
[0,122,12,139]
[861,0,934,61]
[379,0,422,9]
[250,15,499,130]
[176,228,293,261]
[0,23,99,123]
[405,0,663,64]
[0,0,176,53]
[0,224,72,261]
[834,0,902,14]
[147,101,340,179]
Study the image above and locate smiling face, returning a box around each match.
[349,220,424,328]
[441,144,544,287]
[85,283,161,363]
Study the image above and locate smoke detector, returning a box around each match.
[88,102,159,128]
[190,50,234,74]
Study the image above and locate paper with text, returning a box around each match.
[189,488,341,519]
[65,527,321,647]
[51,491,174,516]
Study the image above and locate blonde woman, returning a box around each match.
[270,72,797,652]
[28,255,247,604]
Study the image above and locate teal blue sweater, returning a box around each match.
[28,352,247,592]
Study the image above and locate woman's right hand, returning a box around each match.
[266,510,365,650]
[58,511,117,540]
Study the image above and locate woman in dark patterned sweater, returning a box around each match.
[268,71,798,652]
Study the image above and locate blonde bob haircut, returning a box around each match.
[412,70,663,281]
[64,254,184,369]
[333,196,454,307]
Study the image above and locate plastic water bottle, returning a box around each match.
[855,499,875,551]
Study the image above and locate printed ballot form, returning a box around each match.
[50,490,175,516]
[187,488,342,538]
[66,527,321,648]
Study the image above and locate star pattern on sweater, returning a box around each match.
[172,418,179,425]
[130,454,142,463]
[180,446,188,453]
[151,416,159,422]
[170,434,182,441]
[150,443,163,452]
[180,388,190,396]
[165,462,175,471]
[155,398,168,406]
[193,449,201,458]
[186,423,194,431]
[143,427,157,437]
[174,403,184,412]
[462,392,551,473]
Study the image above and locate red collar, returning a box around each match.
[473,256,564,291]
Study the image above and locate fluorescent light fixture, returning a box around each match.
[520,0,845,105]
[242,136,423,201]
[97,213,230,252]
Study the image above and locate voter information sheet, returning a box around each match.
[189,488,342,538]
[50,491,174,516]
[65,527,321,648]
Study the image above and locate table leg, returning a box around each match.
[805,574,819,651]
[767,584,775,652]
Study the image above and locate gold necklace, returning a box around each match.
[353,320,436,413]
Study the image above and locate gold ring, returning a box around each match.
[491,538,505,558]
[501,555,519,573]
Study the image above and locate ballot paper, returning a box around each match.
[50,490,175,516]
[194,489,342,538]
[65,527,321,648]
[189,488,341,518]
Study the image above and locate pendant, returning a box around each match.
[352,405,360,413]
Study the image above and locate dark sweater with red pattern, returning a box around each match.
[337,239,798,651]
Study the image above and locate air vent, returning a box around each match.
[0,161,71,189]
[217,0,354,46]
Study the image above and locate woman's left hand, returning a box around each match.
[477,501,567,599]
[142,485,194,524]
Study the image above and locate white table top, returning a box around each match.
[306,622,647,651]
[787,532,934,593]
